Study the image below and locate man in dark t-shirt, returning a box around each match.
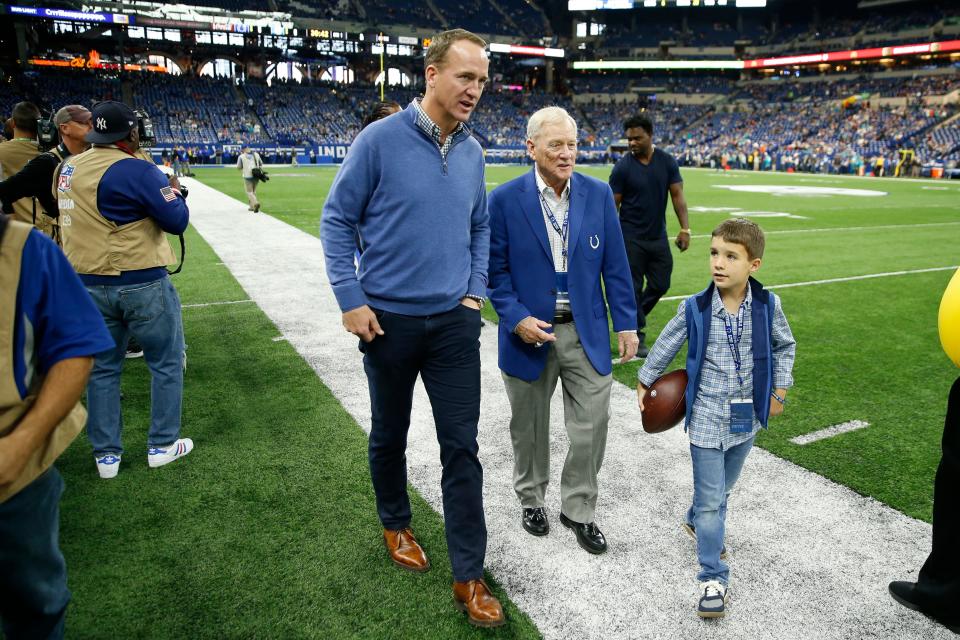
[609,113,690,357]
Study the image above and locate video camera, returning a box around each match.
[36,111,58,152]
[135,108,156,147]
[36,103,155,151]
[251,167,269,182]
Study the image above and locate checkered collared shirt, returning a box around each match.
[413,98,464,163]
[637,286,796,450]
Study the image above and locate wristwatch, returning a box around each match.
[464,294,485,309]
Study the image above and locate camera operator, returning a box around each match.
[56,101,193,479]
[236,145,265,212]
[0,102,42,224]
[0,214,113,639]
[0,106,92,239]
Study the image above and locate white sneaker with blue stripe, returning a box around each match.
[95,453,121,479]
[697,580,729,618]
[147,438,194,468]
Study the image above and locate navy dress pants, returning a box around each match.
[362,304,486,583]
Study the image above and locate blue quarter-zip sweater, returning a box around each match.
[321,104,489,316]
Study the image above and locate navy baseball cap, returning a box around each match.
[86,101,137,144]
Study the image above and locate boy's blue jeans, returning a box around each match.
[85,276,185,456]
[0,468,69,640]
[687,437,755,586]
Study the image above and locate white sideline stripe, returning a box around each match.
[661,265,959,301]
[685,165,958,186]
[790,420,871,445]
[183,177,951,640]
[689,220,960,240]
[182,299,254,309]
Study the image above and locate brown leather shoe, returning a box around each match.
[383,528,430,572]
[453,579,505,628]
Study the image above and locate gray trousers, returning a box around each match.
[243,178,259,209]
[502,322,612,523]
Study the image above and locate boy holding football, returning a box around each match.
[637,218,796,618]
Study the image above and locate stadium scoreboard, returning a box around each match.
[569,0,766,8]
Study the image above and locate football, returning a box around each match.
[641,370,688,434]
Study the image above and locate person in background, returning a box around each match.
[609,113,690,359]
[888,269,960,634]
[0,216,114,638]
[0,102,42,225]
[236,145,263,212]
[0,105,92,239]
[56,101,192,479]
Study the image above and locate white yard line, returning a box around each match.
[182,299,254,309]
[685,165,960,186]
[661,266,958,302]
[689,220,960,240]
[791,421,871,446]
[182,177,951,640]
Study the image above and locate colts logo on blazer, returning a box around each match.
[589,235,600,250]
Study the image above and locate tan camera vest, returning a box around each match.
[57,145,175,275]
[0,138,41,226]
[0,220,87,504]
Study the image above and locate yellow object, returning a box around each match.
[940,268,960,367]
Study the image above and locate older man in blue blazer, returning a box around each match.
[488,107,638,554]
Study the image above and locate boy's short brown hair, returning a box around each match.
[712,218,765,260]
[425,29,487,70]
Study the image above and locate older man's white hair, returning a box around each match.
[526,106,578,142]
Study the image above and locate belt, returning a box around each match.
[553,311,574,324]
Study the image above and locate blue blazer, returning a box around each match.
[488,170,638,382]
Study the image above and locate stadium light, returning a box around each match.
[489,43,564,58]
[743,39,960,68]
[575,38,960,71]
[573,60,743,70]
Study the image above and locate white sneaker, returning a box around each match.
[95,453,121,479]
[147,438,194,468]
[697,580,729,618]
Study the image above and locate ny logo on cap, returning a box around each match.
[96,117,107,130]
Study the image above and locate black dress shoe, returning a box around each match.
[559,512,607,554]
[521,507,549,536]
[889,581,960,633]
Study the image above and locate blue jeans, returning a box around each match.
[687,437,755,585]
[0,468,69,640]
[85,276,185,456]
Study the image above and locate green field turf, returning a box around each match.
[55,165,958,638]
[58,226,540,639]
[192,164,960,522]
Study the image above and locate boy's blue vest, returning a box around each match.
[683,277,775,429]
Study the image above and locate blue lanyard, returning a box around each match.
[722,301,746,388]
[538,190,569,267]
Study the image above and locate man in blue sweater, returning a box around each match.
[320,29,503,628]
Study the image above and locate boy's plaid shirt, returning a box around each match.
[638,286,796,450]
